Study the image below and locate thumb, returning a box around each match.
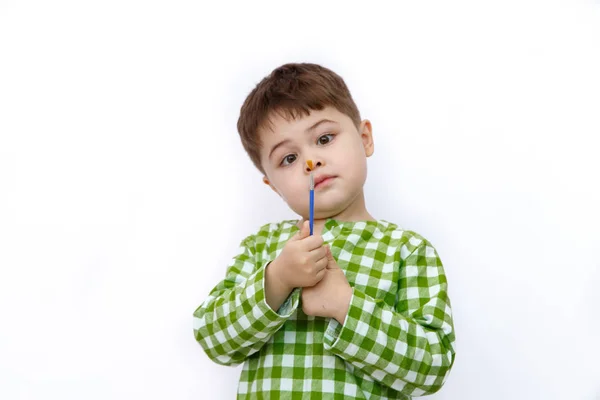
[326,246,339,269]
[294,220,311,240]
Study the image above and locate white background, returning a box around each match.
[1,0,599,399]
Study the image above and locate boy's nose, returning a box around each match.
[305,160,323,173]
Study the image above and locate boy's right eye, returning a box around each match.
[280,154,297,166]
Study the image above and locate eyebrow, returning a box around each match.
[268,119,337,161]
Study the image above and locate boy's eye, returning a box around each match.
[317,133,335,145]
[280,154,297,166]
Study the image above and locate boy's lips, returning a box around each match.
[314,174,336,188]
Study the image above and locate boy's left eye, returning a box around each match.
[317,133,335,145]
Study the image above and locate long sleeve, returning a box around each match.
[193,234,300,366]
[323,237,456,396]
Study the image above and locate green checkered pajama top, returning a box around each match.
[193,219,456,399]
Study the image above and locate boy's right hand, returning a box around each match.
[269,221,328,289]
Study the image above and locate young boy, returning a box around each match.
[193,63,456,399]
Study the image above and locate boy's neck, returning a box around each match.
[297,190,375,235]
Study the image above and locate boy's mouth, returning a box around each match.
[314,175,335,189]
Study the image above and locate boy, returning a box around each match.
[193,63,456,399]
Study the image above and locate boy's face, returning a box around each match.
[259,106,374,220]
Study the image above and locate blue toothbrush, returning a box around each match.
[309,171,314,235]
[307,160,314,235]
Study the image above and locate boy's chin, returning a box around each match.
[287,195,353,219]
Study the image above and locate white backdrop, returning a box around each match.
[1,1,599,399]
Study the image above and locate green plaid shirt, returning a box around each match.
[193,219,455,399]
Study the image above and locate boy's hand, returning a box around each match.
[269,221,328,290]
[301,246,352,324]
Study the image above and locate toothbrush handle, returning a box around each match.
[309,189,314,235]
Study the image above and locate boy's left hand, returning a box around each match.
[301,246,352,324]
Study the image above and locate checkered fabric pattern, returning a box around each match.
[193,219,455,399]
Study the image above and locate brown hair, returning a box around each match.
[237,63,361,174]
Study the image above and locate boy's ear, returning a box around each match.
[262,176,280,195]
[359,120,374,157]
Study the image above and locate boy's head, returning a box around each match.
[237,63,374,220]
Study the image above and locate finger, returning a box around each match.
[293,220,311,241]
[301,234,324,250]
[290,221,310,240]
[326,246,340,269]
[326,245,335,261]
[310,246,327,263]
[314,268,326,283]
[315,257,328,271]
